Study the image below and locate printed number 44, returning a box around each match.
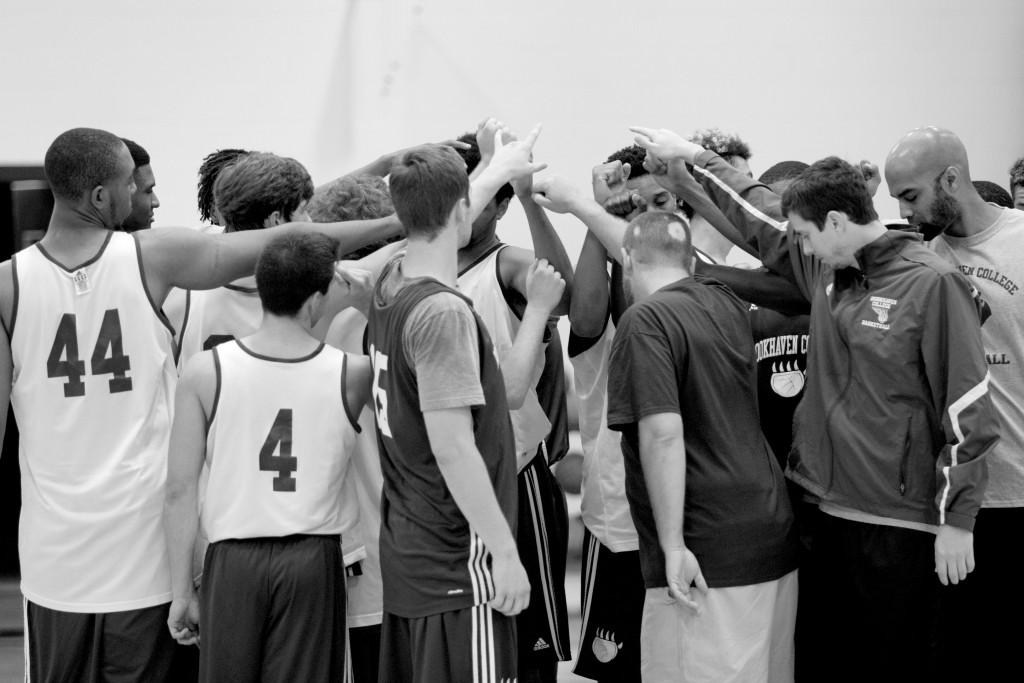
[46,310,132,398]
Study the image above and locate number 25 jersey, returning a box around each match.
[10,231,178,613]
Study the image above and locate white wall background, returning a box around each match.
[2,0,1022,263]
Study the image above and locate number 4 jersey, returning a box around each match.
[10,231,177,612]
[202,340,360,543]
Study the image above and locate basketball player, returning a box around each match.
[0,127,405,682]
[368,136,560,683]
[164,232,369,682]
[120,137,160,232]
[454,119,574,683]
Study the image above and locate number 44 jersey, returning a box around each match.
[201,341,360,543]
[10,231,178,613]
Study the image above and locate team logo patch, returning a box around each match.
[861,296,897,331]
[770,361,805,398]
[591,629,623,663]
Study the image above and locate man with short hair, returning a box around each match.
[607,210,798,683]
[120,137,160,232]
[632,127,998,681]
[886,127,1024,681]
[0,127,404,682]
[367,136,561,683]
[165,231,369,682]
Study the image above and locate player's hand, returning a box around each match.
[532,176,586,215]
[489,550,531,616]
[332,264,375,313]
[858,160,881,197]
[602,190,646,219]
[664,546,708,614]
[525,259,566,315]
[167,595,200,646]
[484,124,544,185]
[630,126,704,165]
[592,160,631,205]
[935,525,975,586]
[476,117,514,164]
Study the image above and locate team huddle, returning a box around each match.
[3,121,1023,683]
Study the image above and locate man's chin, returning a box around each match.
[915,223,945,241]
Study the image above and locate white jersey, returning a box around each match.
[177,278,262,365]
[457,245,550,460]
[10,231,177,612]
[571,324,639,552]
[202,340,360,543]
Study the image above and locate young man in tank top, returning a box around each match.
[0,127,404,682]
[164,232,370,682]
[367,135,563,683]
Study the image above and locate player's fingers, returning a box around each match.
[957,556,969,583]
[966,550,976,574]
[621,162,631,179]
[492,129,503,151]
[935,559,950,586]
[694,571,710,595]
[531,193,553,210]
[521,124,543,150]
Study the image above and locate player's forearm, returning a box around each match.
[468,166,509,224]
[500,305,550,411]
[569,232,610,338]
[639,419,687,552]
[520,196,573,314]
[573,200,629,264]
[163,485,199,600]
[434,438,518,559]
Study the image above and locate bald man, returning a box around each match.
[887,127,1024,682]
[606,211,798,683]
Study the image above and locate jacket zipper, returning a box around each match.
[898,417,912,496]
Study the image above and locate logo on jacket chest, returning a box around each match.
[861,296,897,331]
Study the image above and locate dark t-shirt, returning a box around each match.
[749,305,810,468]
[607,276,798,589]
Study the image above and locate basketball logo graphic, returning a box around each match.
[591,628,623,663]
[871,303,889,324]
[770,361,805,398]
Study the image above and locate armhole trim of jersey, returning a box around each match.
[340,354,362,433]
[132,234,177,339]
[6,255,20,340]
[208,346,222,430]
[178,289,192,343]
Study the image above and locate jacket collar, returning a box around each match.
[835,230,923,291]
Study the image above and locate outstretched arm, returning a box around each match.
[569,231,610,339]
[510,172,574,314]
[532,177,630,263]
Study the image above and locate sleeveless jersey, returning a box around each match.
[202,341,360,542]
[457,245,550,459]
[367,261,517,618]
[10,231,177,612]
[178,279,261,365]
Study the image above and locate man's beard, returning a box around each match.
[915,185,962,241]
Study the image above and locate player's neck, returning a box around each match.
[458,225,500,269]
[244,315,321,358]
[403,231,459,287]
[40,204,115,261]
[945,194,1003,238]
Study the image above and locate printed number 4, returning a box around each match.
[260,409,296,492]
[46,310,132,398]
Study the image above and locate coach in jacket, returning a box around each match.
[630,128,998,683]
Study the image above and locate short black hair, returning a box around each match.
[213,152,313,231]
[44,127,126,201]
[758,161,808,187]
[455,133,514,205]
[120,138,150,169]
[389,144,470,241]
[1009,157,1024,193]
[973,180,1013,208]
[606,145,650,179]
[689,128,751,160]
[256,232,339,316]
[781,156,878,230]
[198,148,251,223]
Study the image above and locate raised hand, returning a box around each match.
[487,124,547,184]
[332,264,375,313]
[167,594,200,646]
[525,258,566,315]
[664,546,708,614]
[592,160,631,205]
[858,160,881,197]
[602,191,646,219]
[476,117,510,163]
[629,126,704,165]
[531,176,586,215]
[489,550,531,616]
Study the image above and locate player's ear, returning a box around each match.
[90,185,106,209]
[495,197,511,221]
[263,210,284,228]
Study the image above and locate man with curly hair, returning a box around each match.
[1009,156,1024,210]
[689,128,753,177]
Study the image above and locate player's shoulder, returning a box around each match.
[496,244,534,290]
